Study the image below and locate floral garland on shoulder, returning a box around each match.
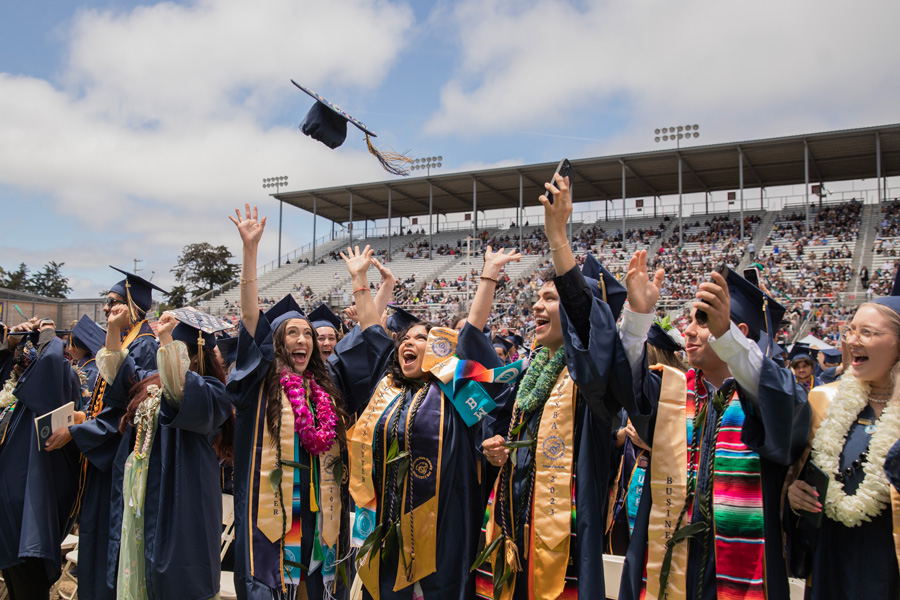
[280,370,337,455]
[515,347,566,413]
[811,373,900,527]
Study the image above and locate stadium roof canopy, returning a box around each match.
[275,123,900,224]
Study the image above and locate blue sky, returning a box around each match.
[1,0,899,298]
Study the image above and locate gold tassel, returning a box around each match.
[405,551,416,582]
[523,524,530,561]
[505,537,522,573]
[310,479,319,512]
[365,134,413,177]
[125,280,137,323]
[197,332,205,376]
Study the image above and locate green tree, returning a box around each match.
[171,243,239,298]
[164,284,190,310]
[28,261,72,298]
[1,263,30,291]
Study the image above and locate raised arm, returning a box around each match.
[466,246,522,331]
[340,245,379,330]
[539,172,576,277]
[370,257,397,319]
[228,203,267,337]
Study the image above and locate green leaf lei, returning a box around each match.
[515,347,566,413]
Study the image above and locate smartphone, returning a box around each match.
[800,460,829,528]
[743,266,760,288]
[694,263,728,326]
[543,159,572,203]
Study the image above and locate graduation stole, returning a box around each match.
[354,379,444,597]
[482,367,576,600]
[255,387,342,591]
[70,320,151,519]
[643,367,765,600]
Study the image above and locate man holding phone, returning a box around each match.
[617,267,811,600]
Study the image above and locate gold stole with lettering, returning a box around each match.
[257,389,296,543]
[485,368,577,600]
[643,365,689,600]
[349,377,404,600]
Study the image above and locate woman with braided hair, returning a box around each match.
[338,240,520,600]
[474,173,653,599]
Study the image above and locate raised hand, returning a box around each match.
[106,303,131,333]
[229,203,267,248]
[625,250,665,314]
[370,256,395,283]
[538,173,573,248]
[340,245,374,279]
[694,270,731,338]
[156,312,177,345]
[343,305,359,323]
[482,245,522,280]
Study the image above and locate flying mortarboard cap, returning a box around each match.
[581,253,627,321]
[264,295,307,332]
[308,304,348,335]
[72,314,106,355]
[788,344,818,365]
[292,80,412,176]
[169,308,231,349]
[724,268,786,357]
[647,322,683,353]
[492,336,514,354]
[386,305,421,333]
[216,334,238,367]
[109,266,168,315]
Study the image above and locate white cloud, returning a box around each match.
[0,0,415,297]
[425,0,900,146]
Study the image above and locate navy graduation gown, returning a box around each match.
[0,335,82,584]
[227,313,351,600]
[68,325,158,600]
[345,321,511,600]
[786,405,899,599]
[619,353,810,600]
[103,350,231,600]
[481,266,643,599]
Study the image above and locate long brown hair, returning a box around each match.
[120,342,234,461]
[264,318,351,453]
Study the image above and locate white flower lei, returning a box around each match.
[0,374,18,409]
[811,373,900,527]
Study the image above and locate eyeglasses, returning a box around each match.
[104,298,126,308]
[840,325,890,344]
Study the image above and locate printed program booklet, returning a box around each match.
[34,402,75,451]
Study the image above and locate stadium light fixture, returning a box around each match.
[410,156,443,177]
[410,156,444,259]
[654,125,700,247]
[263,176,289,267]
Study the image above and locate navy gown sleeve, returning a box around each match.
[359,324,397,399]
[327,325,372,416]
[128,329,160,371]
[739,357,811,466]
[14,334,79,417]
[554,267,645,429]
[226,313,274,410]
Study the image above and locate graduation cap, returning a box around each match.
[725,268,786,357]
[216,335,238,367]
[820,348,842,365]
[71,314,106,355]
[264,294,307,332]
[788,344,818,365]
[169,308,231,349]
[109,266,168,318]
[581,253,627,320]
[386,305,421,333]
[308,304,348,335]
[292,80,412,176]
[648,322,683,353]
[505,333,524,349]
[873,265,900,315]
[492,336,514,355]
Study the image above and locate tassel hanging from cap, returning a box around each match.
[124,280,138,323]
[365,134,413,177]
[197,331,206,376]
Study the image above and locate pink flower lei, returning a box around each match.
[280,370,337,455]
